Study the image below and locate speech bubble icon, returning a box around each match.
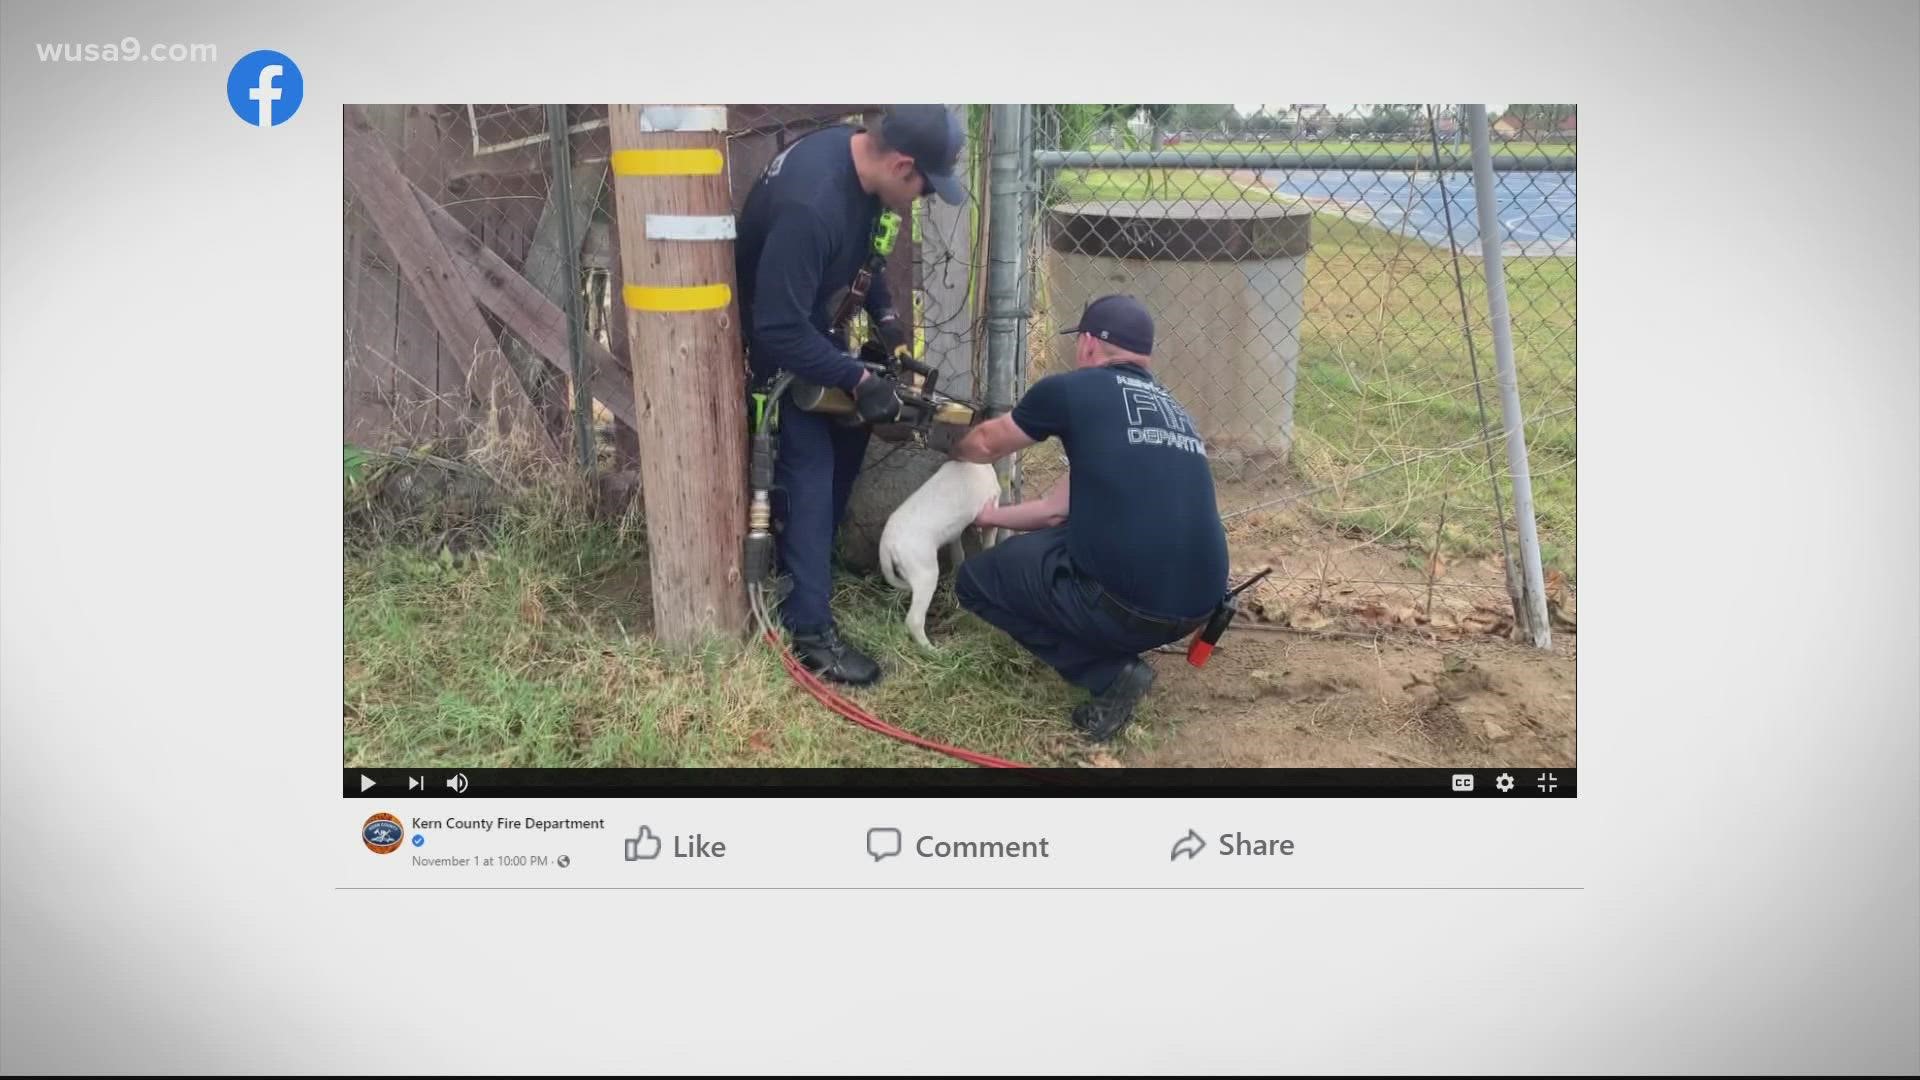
[867,827,902,862]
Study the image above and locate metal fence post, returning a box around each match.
[1465,104,1552,649]
[1015,103,1036,391]
[546,103,593,473]
[986,103,1030,499]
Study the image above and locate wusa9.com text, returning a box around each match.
[36,39,217,63]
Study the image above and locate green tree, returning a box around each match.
[1366,105,1415,135]
[1241,111,1289,135]
[1504,104,1575,130]
[1045,104,1103,151]
[1173,104,1236,134]
[1082,104,1177,196]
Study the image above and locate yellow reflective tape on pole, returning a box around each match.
[611,148,724,176]
[624,283,732,312]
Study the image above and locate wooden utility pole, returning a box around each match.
[606,105,748,646]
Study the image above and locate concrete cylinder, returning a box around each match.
[1043,199,1312,470]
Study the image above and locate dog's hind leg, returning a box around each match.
[878,543,905,591]
[905,558,941,651]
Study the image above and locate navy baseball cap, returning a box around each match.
[1060,294,1154,355]
[881,104,968,205]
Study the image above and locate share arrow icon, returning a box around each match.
[1170,828,1206,861]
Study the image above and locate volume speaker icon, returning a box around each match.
[445,773,470,794]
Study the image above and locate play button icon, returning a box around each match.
[360,774,375,793]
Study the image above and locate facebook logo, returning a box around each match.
[226,50,302,127]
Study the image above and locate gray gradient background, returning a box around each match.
[2,0,1916,1073]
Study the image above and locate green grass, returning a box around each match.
[1056,168,1289,204]
[344,505,1157,769]
[1284,211,1576,575]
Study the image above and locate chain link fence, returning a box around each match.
[1022,104,1575,637]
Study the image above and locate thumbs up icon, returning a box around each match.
[624,826,662,861]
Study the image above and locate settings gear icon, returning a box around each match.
[1495,773,1516,793]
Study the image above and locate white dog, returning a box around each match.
[878,461,1001,650]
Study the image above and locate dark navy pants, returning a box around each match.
[956,527,1201,695]
[770,397,871,634]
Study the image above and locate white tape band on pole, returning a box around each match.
[639,106,729,133]
[645,214,738,241]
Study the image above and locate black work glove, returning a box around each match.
[854,374,903,424]
[873,310,909,356]
[857,339,891,370]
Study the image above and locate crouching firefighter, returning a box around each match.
[735,104,969,685]
[945,295,1263,743]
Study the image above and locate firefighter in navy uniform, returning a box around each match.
[735,105,969,685]
[947,295,1229,741]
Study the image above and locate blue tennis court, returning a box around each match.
[1260,168,1576,256]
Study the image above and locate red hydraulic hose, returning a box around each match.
[763,630,1030,769]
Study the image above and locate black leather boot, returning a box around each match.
[789,626,882,686]
[1070,659,1156,742]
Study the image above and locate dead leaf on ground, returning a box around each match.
[1540,570,1577,631]
[1351,602,1389,624]
[1288,608,1332,631]
[1462,603,1516,637]
[1081,751,1125,769]
[1549,596,1577,632]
